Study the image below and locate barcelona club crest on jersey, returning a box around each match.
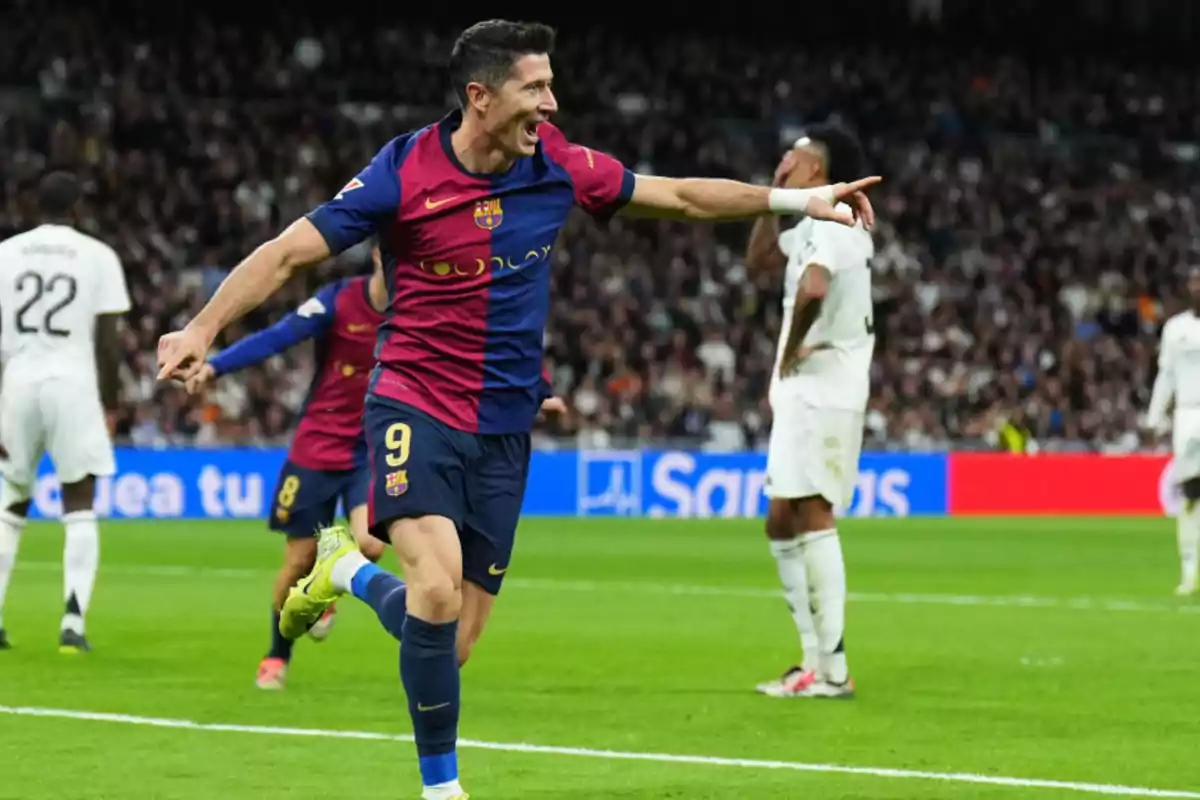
[385,470,409,497]
[474,198,504,230]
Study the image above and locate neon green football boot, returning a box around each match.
[279,525,357,640]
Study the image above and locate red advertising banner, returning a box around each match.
[948,453,1178,516]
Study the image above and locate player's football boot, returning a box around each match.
[799,678,856,699]
[58,629,91,654]
[0,629,11,650]
[755,666,816,697]
[255,657,288,690]
[279,525,355,640]
[307,605,338,642]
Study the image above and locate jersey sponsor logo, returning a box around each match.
[345,323,372,333]
[473,198,504,230]
[335,177,364,200]
[417,244,553,278]
[297,297,328,318]
[384,469,408,497]
[424,195,459,210]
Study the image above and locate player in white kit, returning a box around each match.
[0,172,130,652]
[745,124,874,698]
[1146,266,1200,596]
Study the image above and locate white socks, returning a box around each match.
[802,529,849,685]
[1179,501,1200,589]
[769,537,819,672]
[330,549,370,593]
[62,510,99,634]
[0,510,25,629]
[422,781,465,800]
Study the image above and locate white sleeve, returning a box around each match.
[777,228,799,259]
[94,245,132,315]
[805,221,855,274]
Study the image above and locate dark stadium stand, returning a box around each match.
[2,1,1197,451]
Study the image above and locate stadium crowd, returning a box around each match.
[1,4,1196,452]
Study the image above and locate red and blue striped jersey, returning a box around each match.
[305,111,633,434]
[211,276,383,470]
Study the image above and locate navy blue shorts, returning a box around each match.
[268,458,370,539]
[365,396,531,595]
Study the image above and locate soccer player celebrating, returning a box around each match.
[185,246,390,689]
[745,126,875,699]
[0,171,129,653]
[1146,265,1200,596]
[158,20,879,799]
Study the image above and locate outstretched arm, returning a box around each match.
[187,219,331,347]
[159,137,405,382]
[209,286,338,377]
[619,174,880,227]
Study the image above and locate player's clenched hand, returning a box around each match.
[157,327,212,384]
[184,363,217,395]
[806,177,881,229]
[539,396,567,415]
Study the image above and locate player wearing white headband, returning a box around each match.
[745,122,875,699]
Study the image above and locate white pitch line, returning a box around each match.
[0,705,1196,798]
[15,560,1200,616]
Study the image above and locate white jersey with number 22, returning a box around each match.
[0,224,131,387]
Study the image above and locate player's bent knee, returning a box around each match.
[387,514,464,622]
[60,476,97,514]
[408,576,462,622]
[765,499,795,540]
[794,495,836,532]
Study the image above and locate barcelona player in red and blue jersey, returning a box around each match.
[159,20,878,799]
[188,249,389,690]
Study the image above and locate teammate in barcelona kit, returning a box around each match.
[186,247,389,689]
[158,20,879,799]
[745,124,875,699]
[1146,265,1200,596]
[0,172,129,654]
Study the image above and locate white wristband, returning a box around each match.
[768,186,835,217]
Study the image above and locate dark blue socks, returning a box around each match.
[350,563,408,642]
[401,616,460,788]
[267,609,293,661]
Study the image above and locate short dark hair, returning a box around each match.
[37,170,81,216]
[802,122,867,185]
[448,20,556,108]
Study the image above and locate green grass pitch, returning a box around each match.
[1,517,1198,799]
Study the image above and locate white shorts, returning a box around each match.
[0,378,115,507]
[765,405,864,509]
[1173,410,1200,482]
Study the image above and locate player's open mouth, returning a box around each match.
[522,121,540,142]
